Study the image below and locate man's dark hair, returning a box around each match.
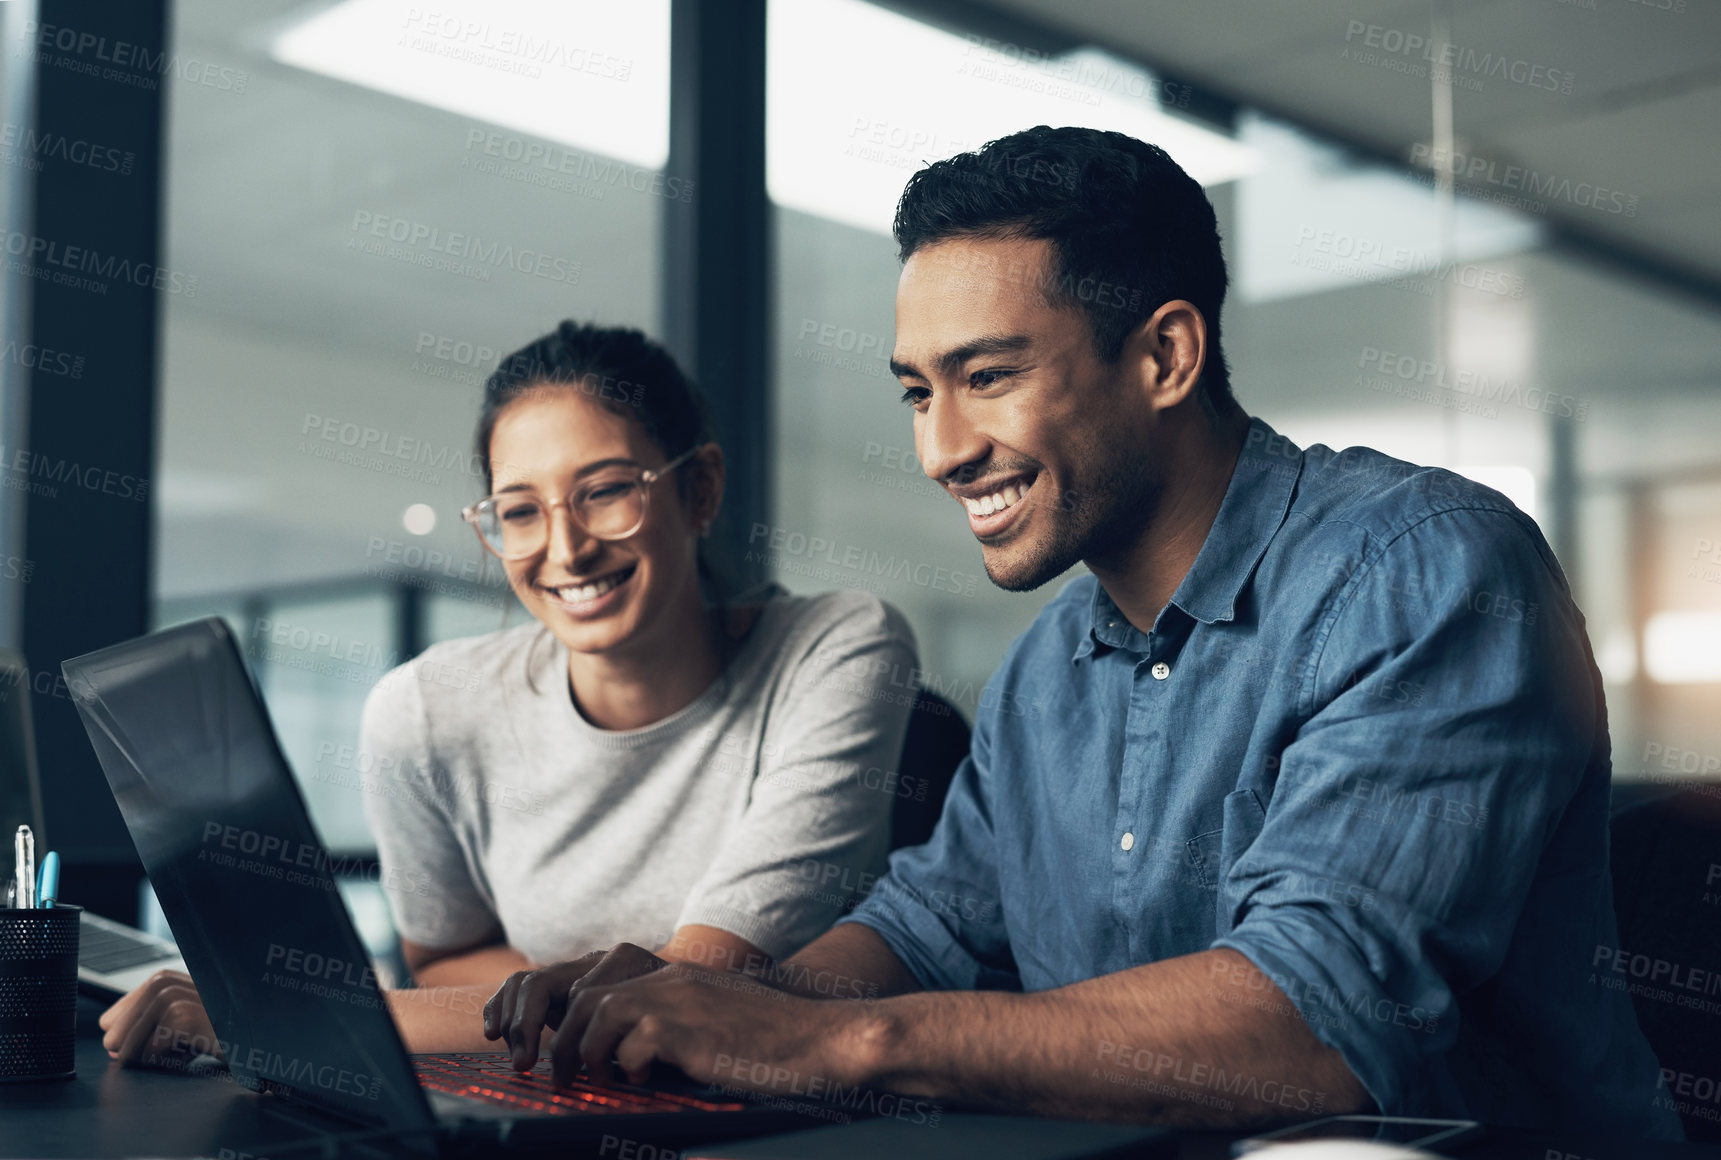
[893,125,1234,409]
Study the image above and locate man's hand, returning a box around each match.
[98,969,222,1068]
[484,943,669,1070]
[515,937,1369,1128]
[546,961,876,1093]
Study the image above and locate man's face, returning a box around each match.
[891,236,1158,590]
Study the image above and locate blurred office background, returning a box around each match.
[3,0,1718,962]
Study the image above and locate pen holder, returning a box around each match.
[0,904,80,1081]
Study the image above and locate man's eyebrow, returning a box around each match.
[890,333,1033,380]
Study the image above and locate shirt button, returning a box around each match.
[1151,661,1171,680]
[1121,832,1135,851]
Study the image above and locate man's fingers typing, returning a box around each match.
[568,943,661,997]
[500,952,604,1069]
[505,971,562,1069]
[551,982,619,1087]
[483,971,526,1041]
[614,1014,670,1087]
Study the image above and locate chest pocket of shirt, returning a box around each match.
[1187,788,1268,891]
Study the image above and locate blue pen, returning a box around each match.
[36,850,58,908]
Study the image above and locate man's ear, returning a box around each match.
[1124,299,1208,412]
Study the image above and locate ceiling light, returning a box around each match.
[270,0,669,170]
[402,503,437,535]
[767,0,1257,235]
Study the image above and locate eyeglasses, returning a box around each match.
[462,445,704,560]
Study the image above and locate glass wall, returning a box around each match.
[153,0,673,952]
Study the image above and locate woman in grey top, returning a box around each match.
[98,322,918,1062]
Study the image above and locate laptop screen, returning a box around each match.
[63,618,435,1145]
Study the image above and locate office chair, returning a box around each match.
[1609,784,1721,1144]
[889,691,970,851]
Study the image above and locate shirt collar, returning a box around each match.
[1075,416,1303,661]
[1075,584,1148,660]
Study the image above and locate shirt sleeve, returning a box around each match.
[358,665,503,956]
[1212,505,1597,1116]
[675,594,919,961]
[837,672,1018,992]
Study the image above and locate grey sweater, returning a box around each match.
[357,587,919,964]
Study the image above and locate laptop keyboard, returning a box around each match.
[80,916,180,973]
[414,1053,748,1117]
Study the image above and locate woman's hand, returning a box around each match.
[484,943,670,1071]
[98,969,223,1068]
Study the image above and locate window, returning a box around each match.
[153,0,670,855]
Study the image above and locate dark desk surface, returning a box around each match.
[2,1000,1716,1160]
[0,1021,360,1160]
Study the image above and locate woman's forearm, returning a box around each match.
[656,924,771,973]
[409,942,533,989]
[390,942,534,1052]
[386,986,498,1052]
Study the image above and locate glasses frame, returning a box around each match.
[461,444,707,560]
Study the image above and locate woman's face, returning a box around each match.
[486,388,712,659]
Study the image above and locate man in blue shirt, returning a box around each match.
[488,127,1679,1141]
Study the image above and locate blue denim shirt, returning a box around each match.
[841,417,1680,1141]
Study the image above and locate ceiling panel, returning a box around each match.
[978,0,1721,292]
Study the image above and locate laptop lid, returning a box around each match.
[0,646,45,847]
[61,618,436,1148]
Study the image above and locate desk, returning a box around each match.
[0,1012,357,1160]
[2,1000,1716,1160]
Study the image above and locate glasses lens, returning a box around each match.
[575,476,647,539]
[488,495,547,558]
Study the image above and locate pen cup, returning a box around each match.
[0,903,80,1081]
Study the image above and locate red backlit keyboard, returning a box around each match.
[413,1053,748,1118]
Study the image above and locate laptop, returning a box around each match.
[60,617,826,1151]
[0,646,189,995]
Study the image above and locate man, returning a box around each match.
[485,126,1679,1140]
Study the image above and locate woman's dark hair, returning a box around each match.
[893,125,1234,410]
[476,321,716,499]
[475,323,734,673]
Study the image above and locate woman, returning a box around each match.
[100,322,919,1062]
